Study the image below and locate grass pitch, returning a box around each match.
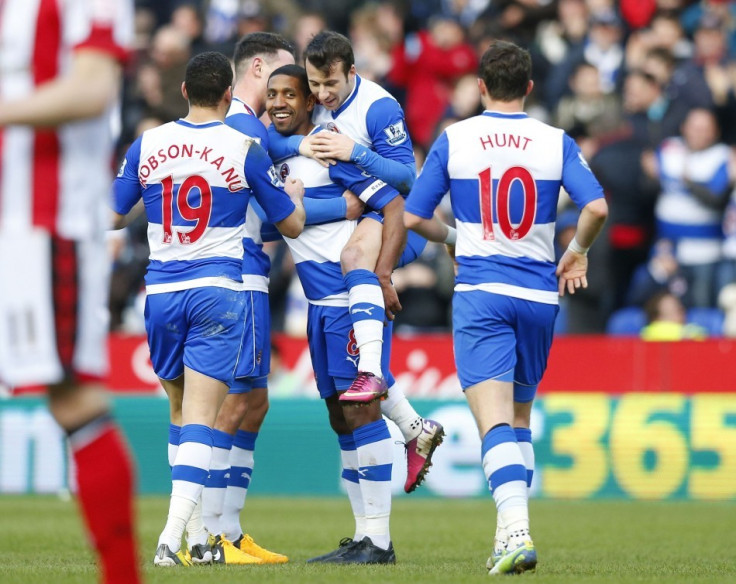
[0,495,733,583]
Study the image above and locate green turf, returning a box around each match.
[0,496,734,583]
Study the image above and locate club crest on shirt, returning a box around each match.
[326,122,341,133]
[279,163,290,182]
[384,121,407,146]
[268,165,284,187]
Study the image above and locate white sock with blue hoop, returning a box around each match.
[344,269,384,377]
[354,419,393,550]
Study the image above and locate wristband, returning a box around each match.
[444,226,457,245]
[568,235,589,255]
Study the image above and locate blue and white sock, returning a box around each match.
[354,419,393,550]
[338,433,366,541]
[345,269,384,377]
[220,430,257,541]
[159,424,213,552]
[167,423,180,467]
[201,429,234,536]
[514,427,534,492]
[481,424,529,541]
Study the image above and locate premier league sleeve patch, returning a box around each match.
[384,121,408,146]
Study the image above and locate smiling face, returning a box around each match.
[304,59,356,111]
[266,73,315,136]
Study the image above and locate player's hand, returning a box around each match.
[298,134,329,168]
[310,132,355,164]
[379,277,402,321]
[343,190,365,220]
[285,177,305,200]
[556,249,588,296]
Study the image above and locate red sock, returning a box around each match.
[72,421,141,584]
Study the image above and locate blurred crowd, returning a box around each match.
[110,0,736,337]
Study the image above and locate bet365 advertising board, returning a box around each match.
[1,335,735,499]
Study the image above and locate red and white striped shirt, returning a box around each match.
[0,0,133,239]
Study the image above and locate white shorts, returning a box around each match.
[0,228,109,388]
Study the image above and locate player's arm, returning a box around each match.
[227,113,269,150]
[245,142,305,238]
[0,50,122,127]
[556,134,609,296]
[310,98,417,193]
[267,124,303,161]
[375,196,407,319]
[404,132,452,237]
[111,137,144,229]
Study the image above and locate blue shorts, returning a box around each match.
[230,290,270,393]
[307,303,395,399]
[145,287,246,384]
[452,291,558,402]
[361,211,428,267]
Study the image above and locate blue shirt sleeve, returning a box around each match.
[303,196,347,225]
[329,161,400,211]
[112,136,143,215]
[560,133,605,210]
[405,132,450,219]
[260,220,282,242]
[267,124,303,162]
[707,161,730,194]
[351,97,416,193]
[226,113,269,150]
[244,142,296,224]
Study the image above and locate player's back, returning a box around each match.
[275,150,355,305]
[445,112,572,304]
[134,120,253,289]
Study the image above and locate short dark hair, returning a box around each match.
[233,32,295,69]
[479,41,532,102]
[304,31,354,76]
[184,51,233,107]
[269,64,310,99]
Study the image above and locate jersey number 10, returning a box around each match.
[479,166,537,241]
[161,175,213,245]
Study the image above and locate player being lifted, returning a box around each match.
[404,41,608,575]
[269,31,444,493]
[113,51,305,567]
[267,63,406,563]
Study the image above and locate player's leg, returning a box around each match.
[225,385,288,563]
[513,402,534,493]
[37,234,141,584]
[338,398,396,564]
[152,287,246,566]
[453,291,536,576]
[305,305,370,563]
[340,217,388,400]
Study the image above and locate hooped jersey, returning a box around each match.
[225,97,271,291]
[655,137,729,265]
[312,75,415,168]
[406,111,605,305]
[113,119,295,294]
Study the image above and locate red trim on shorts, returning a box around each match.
[51,235,78,372]
[32,0,61,232]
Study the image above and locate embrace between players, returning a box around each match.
[113,31,607,576]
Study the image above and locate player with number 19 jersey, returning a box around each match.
[113,119,295,382]
[407,112,604,304]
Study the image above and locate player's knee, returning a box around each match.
[340,241,365,273]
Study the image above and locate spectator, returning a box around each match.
[645,107,731,306]
[554,61,621,134]
[641,290,707,340]
[389,15,478,149]
[627,238,691,307]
